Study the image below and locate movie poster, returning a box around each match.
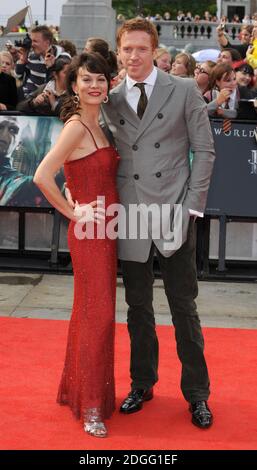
[0,114,64,207]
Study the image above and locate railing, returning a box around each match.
[0,22,245,52]
[117,21,244,50]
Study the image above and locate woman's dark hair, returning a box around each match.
[85,37,118,76]
[221,47,242,62]
[58,39,77,57]
[52,56,72,74]
[60,52,111,122]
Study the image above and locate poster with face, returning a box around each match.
[0,114,64,207]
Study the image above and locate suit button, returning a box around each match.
[155,142,160,148]
[120,119,125,125]
[156,172,162,178]
[132,144,138,151]
[158,113,163,119]
[134,174,139,180]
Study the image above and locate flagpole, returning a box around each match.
[44,0,47,21]
[25,1,33,27]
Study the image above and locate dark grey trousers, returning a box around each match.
[120,219,210,403]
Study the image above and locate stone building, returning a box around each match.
[218,0,257,20]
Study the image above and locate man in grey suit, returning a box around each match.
[101,18,215,429]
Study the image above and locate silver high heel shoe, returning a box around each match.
[84,407,107,438]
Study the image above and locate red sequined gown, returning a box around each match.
[57,127,119,423]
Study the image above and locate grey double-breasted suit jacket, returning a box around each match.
[102,69,215,262]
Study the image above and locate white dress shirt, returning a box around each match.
[125,66,157,113]
[221,88,237,110]
[124,67,203,218]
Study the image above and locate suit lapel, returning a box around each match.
[110,70,176,134]
[111,80,140,129]
[136,70,176,140]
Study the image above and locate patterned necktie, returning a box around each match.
[222,118,232,134]
[134,82,148,119]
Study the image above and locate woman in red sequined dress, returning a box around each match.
[34,53,119,438]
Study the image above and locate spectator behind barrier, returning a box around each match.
[17,56,71,116]
[84,37,118,77]
[217,48,242,66]
[0,51,15,76]
[204,63,238,118]
[216,23,253,59]
[194,61,216,95]
[154,48,173,72]
[246,24,257,69]
[58,39,77,57]
[170,52,196,77]
[0,58,18,110]
[235,63,257,97]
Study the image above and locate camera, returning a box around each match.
[14,33,32,51]
[46,45,57,56]
[5,40,14,48]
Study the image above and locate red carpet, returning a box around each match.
[1,317,257,450]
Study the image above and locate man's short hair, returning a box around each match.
[116,18,159,49]
[31,25,54,44]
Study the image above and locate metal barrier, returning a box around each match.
[0,114,257,279]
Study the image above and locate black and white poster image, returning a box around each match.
[0,115,63,207]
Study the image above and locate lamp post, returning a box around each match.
[44,0,47,21]
[136,0,143,15]
[216,0,222,20]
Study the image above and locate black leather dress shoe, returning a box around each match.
[120,388,153,414]
[189,401,213,429]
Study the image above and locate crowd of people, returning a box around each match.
[116,10,257,25]
[1,20,257,119]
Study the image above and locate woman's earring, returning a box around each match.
[103,96,109,104]
[73,93,80,107]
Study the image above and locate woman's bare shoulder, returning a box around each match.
[63,116,87,136]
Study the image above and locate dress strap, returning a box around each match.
[64,119,99,150]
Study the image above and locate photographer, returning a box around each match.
[15,25,70,100]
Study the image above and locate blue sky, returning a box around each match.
[0,0,64,26]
